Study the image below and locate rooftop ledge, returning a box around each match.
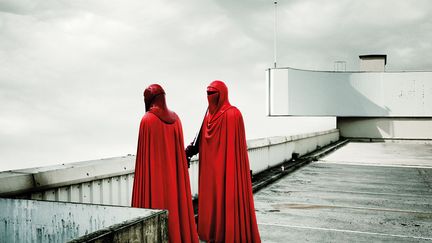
[0,129,339,197]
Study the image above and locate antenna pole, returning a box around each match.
[273,1,278,68]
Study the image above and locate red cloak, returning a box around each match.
[132,84,198,243]
[198,81,261,243]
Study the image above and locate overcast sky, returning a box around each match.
[1,0,431,171]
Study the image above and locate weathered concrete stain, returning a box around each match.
[272,203,331,210]
[69,212,168,243]
[0,198,163,243]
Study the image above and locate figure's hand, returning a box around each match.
[185,142,198,168]
[185,142,198,158]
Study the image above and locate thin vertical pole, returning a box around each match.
[274,1,277,68]
[267,68,271,116]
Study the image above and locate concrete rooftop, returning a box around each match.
[255,142,432,242]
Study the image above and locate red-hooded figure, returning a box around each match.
[187,80,261,243]
[132,84,199,243]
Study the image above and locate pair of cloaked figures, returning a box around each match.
[131,80,261,243]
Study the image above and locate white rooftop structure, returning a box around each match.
[359,54,387,72]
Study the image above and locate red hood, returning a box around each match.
[144,84,177,124]
[206,80,232,122]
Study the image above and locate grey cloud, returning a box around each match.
[0,0,38,15]
[1,0,430,170]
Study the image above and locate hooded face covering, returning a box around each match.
[143,84,177,124]
[207,87,219,114]
[205,80,232,122]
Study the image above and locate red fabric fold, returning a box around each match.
[132,85,198,243]
[198,81,261,243]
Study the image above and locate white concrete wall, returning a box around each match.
[268,68,432,117]
[246,129,339,174]
[338,117,432,140]
[267,68,289,115]
[0,129,339,205]
[360,58,386,72]
[0,198,163,243]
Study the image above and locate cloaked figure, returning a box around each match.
[132,84,199,243]
[186,80,261,243]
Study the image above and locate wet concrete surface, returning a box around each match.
[255,142,432,242]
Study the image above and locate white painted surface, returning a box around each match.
[338,117,432,139]
[321,142,432,168]
[360,58,386,72]
[268,68,289,115]
[0,198,162,243]
[268,68,432,117]
[1,130,339,205]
